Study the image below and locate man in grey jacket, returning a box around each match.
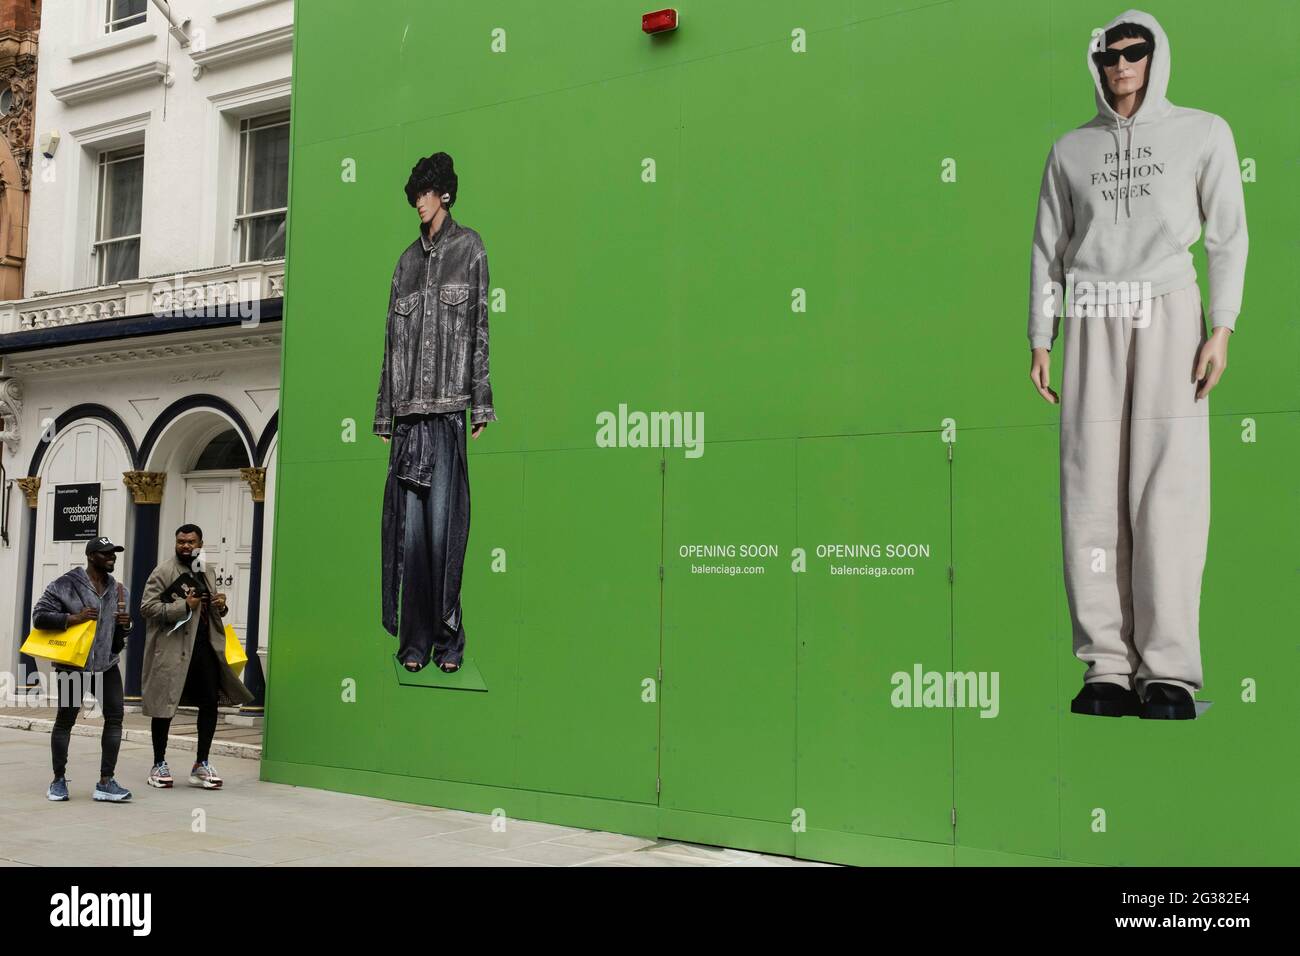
[31,536,134,802]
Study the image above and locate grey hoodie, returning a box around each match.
[1028,9,1248,349]
[31,566,127,674]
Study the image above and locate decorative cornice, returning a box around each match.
[191,24,292,72]
[51,61,168,105]
[239,466,266,503]
[207,75,290,112]
[15,475,38,508]
[0,376,21,454]
[4,332,282,375]
[122,470,166,504]
[67,111,152,147]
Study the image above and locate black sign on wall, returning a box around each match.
[53,484,101,541]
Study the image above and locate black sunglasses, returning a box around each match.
[1092,42,1151,68]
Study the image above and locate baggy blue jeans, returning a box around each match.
[381,411,470,671]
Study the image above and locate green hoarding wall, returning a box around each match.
[263,0,1299,865]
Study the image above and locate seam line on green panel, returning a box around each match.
[947,433,957,850]
[656,448,665,807]
[277,413,1300,469]
[793,437,801,850]
[510,452,528,791]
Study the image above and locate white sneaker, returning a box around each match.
[147,761,174,788]
[189,760,223,790]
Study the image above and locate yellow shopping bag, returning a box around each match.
[224,625,248,676]
[20,620,97,669]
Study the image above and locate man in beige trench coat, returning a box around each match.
[140,524,253,790]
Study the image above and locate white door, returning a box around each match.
[183,474,253,643]
[34,422,130,604]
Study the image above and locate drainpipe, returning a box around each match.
[149,0,191,47]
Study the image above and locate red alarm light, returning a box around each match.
[642,8,678,34]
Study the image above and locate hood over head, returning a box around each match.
[1086,9,1173,222]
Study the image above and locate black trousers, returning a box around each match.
[382,412,470,671]
[152,630,221,764]
[51,665,123,779]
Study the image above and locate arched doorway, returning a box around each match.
[143,408,257,651]
[31,421,131,602]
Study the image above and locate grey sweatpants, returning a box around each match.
[1059,282,1210,695]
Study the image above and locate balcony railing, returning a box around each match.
[0,259,286,336]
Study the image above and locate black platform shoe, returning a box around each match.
[1139,682,1197,720]
[1070,681,1140,717]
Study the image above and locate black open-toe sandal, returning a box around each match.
[439,661,461,673]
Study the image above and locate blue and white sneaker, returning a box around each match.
[92,778,132,803]
[47,776,69,801]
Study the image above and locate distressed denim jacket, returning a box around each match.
[373,214,496,435]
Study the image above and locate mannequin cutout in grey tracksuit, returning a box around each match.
[1028,9,1248,695]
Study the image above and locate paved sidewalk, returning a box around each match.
[0,728,825,867]
[0,705,261,760]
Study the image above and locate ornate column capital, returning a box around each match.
[15,475,39,508]
[122,471,167,505]
[240,466,267,503]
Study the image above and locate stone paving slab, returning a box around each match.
[0,728,829,867]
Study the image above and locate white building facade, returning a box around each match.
[0,0,293,707]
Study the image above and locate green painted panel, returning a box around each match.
[512,448,661,802]
[272,0,1299,867]
[660,440,797,822]
[1058,414,1300,866]
[676,37,852,442]
[657,808,795,859]
[951,425,1062,859]
[955,846,1088,868]
[799,828,953,867]
[795,433,953,844]
[289,0,422,148]
[262,458,391,771]
[841,1,1054,435]
[494,73,679,452]
[375,451,524,789]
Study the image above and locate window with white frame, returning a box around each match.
[237,111,290,262]
[94,145,144,285]
[105,0,147,32]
